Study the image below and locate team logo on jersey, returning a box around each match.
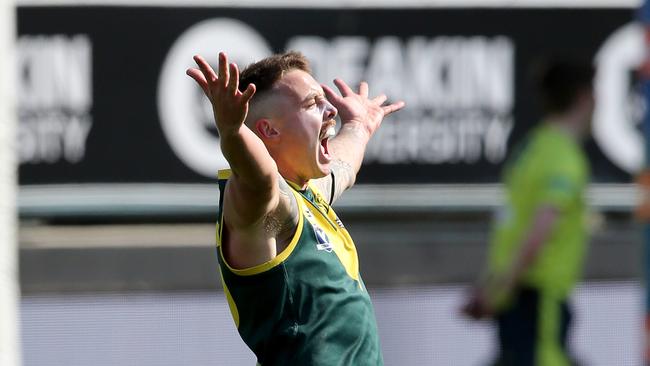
[313,225,333,252]
[303,207,314,219]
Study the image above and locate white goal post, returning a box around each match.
[0,0,21,366]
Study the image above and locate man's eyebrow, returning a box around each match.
[301,90,323,104]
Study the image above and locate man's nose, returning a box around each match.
[324,101,337,120]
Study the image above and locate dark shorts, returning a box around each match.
[493,287,576,366]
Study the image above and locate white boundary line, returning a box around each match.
[15,0,642,8]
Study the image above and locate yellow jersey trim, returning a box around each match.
[307,180,324,196]
[217,169,232,180]
[301,181,361,285]
[217,187,305,277]
[285,179,307,191]
[219,271,240,328]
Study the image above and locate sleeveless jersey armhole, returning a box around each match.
[217,176,306,276]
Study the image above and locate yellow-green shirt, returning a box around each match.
[488,123,589,298]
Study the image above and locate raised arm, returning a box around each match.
[187,52,280,229]
[312,79,405,204]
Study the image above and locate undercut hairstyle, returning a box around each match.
[238,51,311,99]
[532,58,595,115]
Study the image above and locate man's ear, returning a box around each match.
[255,119,280,139]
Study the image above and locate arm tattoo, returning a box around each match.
[311,159,355,206]
[267,178,300,238]
[329,159,355,204]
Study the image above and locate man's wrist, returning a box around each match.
[339,120,371,141]
[217,123,247,140]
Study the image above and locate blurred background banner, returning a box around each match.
[16,6,638,187]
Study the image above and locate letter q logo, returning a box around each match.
[593,22,646,175]
[157,18,272,177]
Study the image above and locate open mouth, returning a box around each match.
[319,121,336,160]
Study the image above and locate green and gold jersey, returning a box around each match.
[216,170,383,366]
[488,123,589,298]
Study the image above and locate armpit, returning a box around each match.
[271,178,300,238]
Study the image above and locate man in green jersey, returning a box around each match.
[187,51,404,365]
[462,60,594,366]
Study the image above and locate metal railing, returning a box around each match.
[18,183,640,219]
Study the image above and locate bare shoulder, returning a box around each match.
[219,175,300,269]
[222,174,299,237]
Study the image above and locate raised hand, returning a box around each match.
[186,52,256,137]
[322,79,405,138]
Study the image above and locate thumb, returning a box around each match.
[241,83,256,103]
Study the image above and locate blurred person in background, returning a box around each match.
[462,59,594,366]
[186,51,404,366]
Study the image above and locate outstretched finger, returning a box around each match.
[241,83,257,104]
[186,68,209,96]
[333,78,355,97]
[193,55,217,83]
[382,101,406,116]
[228,63,240,95]
[359,81,369,98]
[372,94,387,105]
[322,84,345,106]
[218,52,230,88]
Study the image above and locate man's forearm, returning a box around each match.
[328,122,371,190]
[220,125,278,192]
[485,206,558,307]
[492,206,558,289]
[509,206,558,281]
[319,78,404,199]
